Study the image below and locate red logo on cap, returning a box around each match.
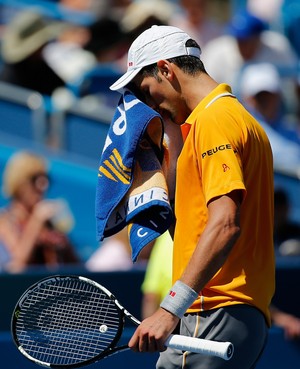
[169,291,176,297]
[128,61,133,67]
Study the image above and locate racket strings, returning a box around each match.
[15,278,122,366]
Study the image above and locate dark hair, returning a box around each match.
[84,17,125,54]
[141,39,206,79]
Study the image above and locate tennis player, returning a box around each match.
[110,25,275,369]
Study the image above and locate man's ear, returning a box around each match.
[157,60,172,79]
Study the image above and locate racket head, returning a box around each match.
[11,275,125,368]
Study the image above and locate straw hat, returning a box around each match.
[1,10,67,63]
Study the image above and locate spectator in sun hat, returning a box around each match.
[0,9,67,95]
[239,62,284,123]
[202,8,298,93]
[239,62,300,148]
[0,150,80,273]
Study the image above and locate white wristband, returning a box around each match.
[160,280,198,319]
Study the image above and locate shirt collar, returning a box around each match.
[185,84,233,126]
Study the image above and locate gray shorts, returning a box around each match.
[156,305,268,369]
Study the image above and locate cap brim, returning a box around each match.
[109,67,142,91]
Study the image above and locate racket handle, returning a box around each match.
[165,334,234,360]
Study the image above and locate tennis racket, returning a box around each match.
[11,275,234,368]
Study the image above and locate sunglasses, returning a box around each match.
[29,173,50,192]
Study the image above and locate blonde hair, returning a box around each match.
[2,151,48,198]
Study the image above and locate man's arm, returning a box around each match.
[129,190,242,352]
[180,190,241,291]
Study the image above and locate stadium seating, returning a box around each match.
[50,99,112,160]
[67,65,123,99]
[0,81,48,143]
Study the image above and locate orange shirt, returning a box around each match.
[173,84,275,325]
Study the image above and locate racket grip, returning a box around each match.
[165,334,234,360]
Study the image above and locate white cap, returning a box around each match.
[240,63,281,97]
[110,25,201,91]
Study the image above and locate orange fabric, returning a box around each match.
[180,123,191,142]
[173,84,275,326]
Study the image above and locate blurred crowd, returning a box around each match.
[0,0,299,162]
[0,0,300,339]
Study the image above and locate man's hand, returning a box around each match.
[128,307,180,353]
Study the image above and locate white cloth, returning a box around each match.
[43,42,97,83]
[85,239,132,271]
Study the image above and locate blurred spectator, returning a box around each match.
[240,63,287,125]
[84,16,128,65]
[239,63,300,154]
[239,63,300,172]
[47,16,129,107]
[170,0,224,49]
[85,227,154,272]
[85,228,133,271]
[48,17,129,114]
[0,10,67,95]
[43,0,128,85]
[274,187,300,255]
[42,21,97,85]
[202,9,298,94]
[54,0,129,82]
[0,151,80,273]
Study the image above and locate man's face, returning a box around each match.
[132,69,189,125]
